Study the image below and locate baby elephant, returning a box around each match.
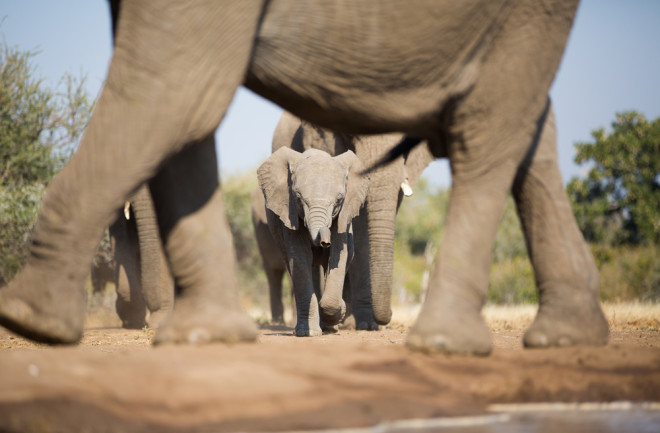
[258,148,368,336]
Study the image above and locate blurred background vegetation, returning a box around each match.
[0,38,93,285]
[1,38,658,312]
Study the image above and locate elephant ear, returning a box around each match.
[257,147,303,230]
[335,150,369,233]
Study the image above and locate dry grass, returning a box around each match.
[390,302,660,332]
[602,301,660,330]
[483,304,536,332]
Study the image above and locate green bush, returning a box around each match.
[392,239,430,304]
[492,196,528,263]
[487,256,537,304]
[598,245,660,302]
[0,37,93,283]
[0,184,45,284]
[395,179,447,256]
[222,170,272,309]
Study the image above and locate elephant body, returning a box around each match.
[272,112,435,328]
[257,148,368,336]
[0,0,608,354]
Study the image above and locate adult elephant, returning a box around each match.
[272,112,434,329]
[0,0,608,355]
[90,186,174,329]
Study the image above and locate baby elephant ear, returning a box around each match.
[335,150,369,233]
[257,147,303,230]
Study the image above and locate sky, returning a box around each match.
[3,0,660,188]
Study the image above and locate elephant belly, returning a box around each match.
[246,0,511,136]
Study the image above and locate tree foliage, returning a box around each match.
[393,179,532,304]
[0,38,94,283]
[395,178,447,256]
[222,170,272,308]
[567,112,660,246]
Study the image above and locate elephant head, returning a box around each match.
[258,148,368,245]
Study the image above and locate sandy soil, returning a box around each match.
[0,305,658,433]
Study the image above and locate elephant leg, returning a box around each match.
[347,214,379,331]
[512,108,608,348]
[279,228,321,337]
[115,264,148,329]
[406,169,512,355]
[150,136,258,345]
[0,1,264,344]
[318,231,349,327]
[406,107,552,356]
[266,265,285,325]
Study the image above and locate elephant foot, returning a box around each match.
[406,302,492,356]
[321,322,339,334]
[0,273,85,345]
[352,308,379,331]
[318,298,346,326]
[524,292,609,348]
[153,296,258,345]
[116,299,147,329]
[294,321,323,337]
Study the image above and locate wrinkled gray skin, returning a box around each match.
[273,112,435,330]
[0,0,608,354]
[91,186,174,329]
[258,148,368,336]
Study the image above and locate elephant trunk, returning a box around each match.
[307,204,332,248]
[362,163,401,325]
[352,137,409,326]
[318,227,331,248]
[130,186,162,312]
[367,204,397,325]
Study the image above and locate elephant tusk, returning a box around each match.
[123,201,131,220]
[401,179,413,197]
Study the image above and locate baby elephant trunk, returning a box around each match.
[308,207,332,248]
[318,227,331,248]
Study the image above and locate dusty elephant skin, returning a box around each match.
[0,0,608,354]
[257,148,368,336]
[271,112,435,330]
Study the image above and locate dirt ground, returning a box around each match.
[0,304,659,433]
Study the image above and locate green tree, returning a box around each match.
[0,38,93,283]
[567,112,660,246]
[395,178,447,256]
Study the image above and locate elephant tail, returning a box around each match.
[360,136,424,175]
